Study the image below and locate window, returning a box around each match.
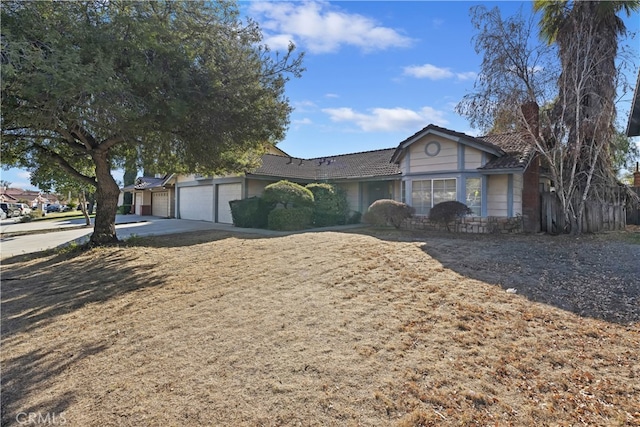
[401,181,406,204]
[411,178,456,215]
[465,177,481,216]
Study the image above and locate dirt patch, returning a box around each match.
[1,228,639,426]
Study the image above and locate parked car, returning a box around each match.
[45,204,62,213]
[0,210,6,220]
[16,203,31,216]
[0,202,21,218]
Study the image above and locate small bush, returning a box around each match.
[346,210,362,224]
[267,207,312,231]
[363,199,415,229]
[306,183,349,227]
[429,201,473,231]
[229,197,275,228]
[18,213,35,223]
[117,204,132,214]
[263,180,314,209]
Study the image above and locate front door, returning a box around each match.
[366,181,391,207]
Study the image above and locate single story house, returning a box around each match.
[122,174,177,217]
[122,124,543,232]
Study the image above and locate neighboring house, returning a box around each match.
[122,124,542,232]
[626,68,640,138]
[121,174,176,217]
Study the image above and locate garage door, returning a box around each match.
[134,193,143,216]
[151,191,169,217]
[217,183,242,224]
[179,186,213,221]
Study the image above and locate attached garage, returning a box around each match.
[217,183,242,224]
[179,185,213,221]
[151,191,170,217]
[134,192,143,216]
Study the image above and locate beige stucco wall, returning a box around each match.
[176,174,197,183]
[408,135,458,173]
[335,182,360,213]
[487,175,508,216]
[246,179,275,198]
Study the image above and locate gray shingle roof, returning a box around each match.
[122,175,173,191]
[478,132,536,170]
[248,148,401,181]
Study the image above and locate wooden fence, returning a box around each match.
[541,191,627,233]
[627,187,640,225]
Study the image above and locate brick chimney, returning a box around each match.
[634,162,640,188]
[521,101,540,137]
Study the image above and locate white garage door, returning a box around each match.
[217,183,242,224]
[179,186,213,221]
[151,191,169,217]
[134,192,143,216]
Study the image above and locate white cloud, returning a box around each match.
[249,1,414,54]
[293,100,317,113]
[431,18,444,29]
[293,118,313,125]
[403,64,453,80]
[403,64,477,81]
[322,106,448,132]
[324,93,339,99]
[16,171,32,180]
[456,71,477,81]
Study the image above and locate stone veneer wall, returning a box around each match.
[401,215,524,234]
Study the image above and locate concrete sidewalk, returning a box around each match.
[0,214,148,236]
[0,216,365,260]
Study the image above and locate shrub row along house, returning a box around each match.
[122,124,544,233]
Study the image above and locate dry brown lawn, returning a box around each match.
[1,227,639,426]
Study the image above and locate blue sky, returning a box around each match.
[2,1,639,191]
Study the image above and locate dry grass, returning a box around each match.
[1,228,639,426]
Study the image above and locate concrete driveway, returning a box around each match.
[0,215,242,260]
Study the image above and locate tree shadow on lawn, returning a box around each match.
[1,249,166,339]
[1,248,163,426]
[349,227,640,325]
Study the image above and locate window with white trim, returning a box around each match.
[465,177,481,216]
[411,178,456,215]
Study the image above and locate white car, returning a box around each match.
[16,203,32,216]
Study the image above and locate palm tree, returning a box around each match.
[533,0,639,232]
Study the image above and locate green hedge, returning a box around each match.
[267,207,312,231]
[306,183,349,227]
[229,197,275,228]
[117,204,132,214]
[263,180,314,208]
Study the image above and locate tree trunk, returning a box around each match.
[80,191,91,226]
[89,150,120,246]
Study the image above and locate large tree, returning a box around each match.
[457,2,638,233]
[534,0,639,232]
[1,0,303,246]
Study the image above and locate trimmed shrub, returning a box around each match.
[267,207,313,231]
[363,199,415,229]
[263,180,314,209]
[229,197,275,228]
[306,183,349,227]
[346,210,362,224]
[117,204,132,214]
[429,201,473,231]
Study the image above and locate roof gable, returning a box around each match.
[391,124,505,164]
